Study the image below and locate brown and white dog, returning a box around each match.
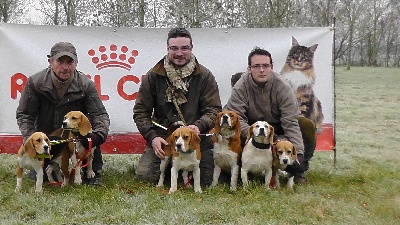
[46,111,94,186]
[16,132,51,193]
[241,121,275,189]
[157,127,202,194]
[272,140,298,189]
[210,110,242,191]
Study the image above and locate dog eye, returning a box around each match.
[72,116,77,120]
[277,150,283,154]
[35,138,41,143]
[287,151,292,154]
[183,135,189,140]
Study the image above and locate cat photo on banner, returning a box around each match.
[280,36,324,133]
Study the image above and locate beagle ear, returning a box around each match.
[79,113,92,136]
[272,144,278,159]
[213,112,222,136]
[233,113,241,140]
[163,135,173,156]
[292,144,297,160]
[245,124,254,145]
[210,128,218,143]
[268,125,275,144]
[24,136,37,158]
[273,156,280,167]
[189,130,201,152]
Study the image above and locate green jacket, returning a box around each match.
[133,57,222,150]
[16,68,110,143]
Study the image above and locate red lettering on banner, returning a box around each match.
[118,75,140,101]
[11,73,27,99]
[87,74,110,101]
[11,73,142,101]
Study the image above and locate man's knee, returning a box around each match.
[199,149,214,186]
[91,147,103,171]
[135,148,161,184]
[298,116,317,156]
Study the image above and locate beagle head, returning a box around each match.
[62,111,92,136]
[273,140,297,166]
[246,121,274,145]
[166,127,201,160]
[23,132,51,158]
[212,110,241,141]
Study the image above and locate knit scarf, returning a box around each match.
[164,54,196,105]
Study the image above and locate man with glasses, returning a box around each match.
[225,47,316,184]
[133,28,222,186]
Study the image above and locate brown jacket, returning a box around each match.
[133,57,222,150]
[16,68,110,143]
[225,72,304,154]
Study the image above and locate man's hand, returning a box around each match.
[284,154,304,174]
[152,137,168,160]
[187,125,200,136]
[81,133,102,149]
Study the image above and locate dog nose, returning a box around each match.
[283,158,288,164]
[176,143,182,149]
[259,127,265,135]
[62,122,67,128]
[43,145,49,153]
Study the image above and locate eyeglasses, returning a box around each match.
[250,64,272,70]
[168,46,192,52]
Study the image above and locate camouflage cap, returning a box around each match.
[47,42,78,62]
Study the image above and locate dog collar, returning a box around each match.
[177,149,194,154]
[35,153,52,159]
[251,139,271,149]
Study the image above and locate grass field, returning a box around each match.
[1,67,400,225]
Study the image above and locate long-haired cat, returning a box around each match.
[280,37,324,133]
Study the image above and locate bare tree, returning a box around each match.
[340,0,367,70]
[0,0,27,23]
[5,0,400,68]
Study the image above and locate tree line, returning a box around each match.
[1,0,399,68]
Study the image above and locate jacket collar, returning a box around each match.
[243,71,276,93]
[39,67,82,95]
[151,56,202,77]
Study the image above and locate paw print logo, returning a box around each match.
[88,44,139,71]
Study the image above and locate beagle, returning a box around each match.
[157,127,202,194]
[210,110,242,191]
[241,121,274,189]
[272,140,298,189]
[46,111,94,186]
[15,132,51,193]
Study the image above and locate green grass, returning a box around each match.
[1,67,400,224]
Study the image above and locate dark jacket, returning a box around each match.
[133,57,222,150]
[16,68,110,143]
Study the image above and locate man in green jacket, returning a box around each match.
[133,28,222,186]
[16,42,110,185]
[225,47,316,184]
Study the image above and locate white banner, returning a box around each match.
[0,23,333,137]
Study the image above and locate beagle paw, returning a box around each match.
[86,170,96,179]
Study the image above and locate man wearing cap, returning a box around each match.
[16,42,110,185]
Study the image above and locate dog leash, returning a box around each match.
[69,138,93,180]
[151,120,214,137]
[47,137,93,187]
